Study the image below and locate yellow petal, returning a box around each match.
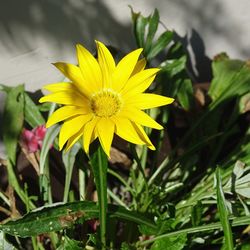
[43,82,75,92]
[39,91,88,107]
[53,62,92,96]
[121,68,160,96]
[112,117,145,146]
[96,40,115,88]
[59,114,93,150]
[82,117,99,154]
[46,106,90,128]
[76,44,102,92]
[112,48,143,92]
[133,123,155,150]
[96,118,115,157]
[64,128,84,152]
[131,58,146,76]
[125,93,174,109]
[120,108,163,130]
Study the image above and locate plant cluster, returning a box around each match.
[0,9,250,250]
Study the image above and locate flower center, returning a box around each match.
[90,89,122,117]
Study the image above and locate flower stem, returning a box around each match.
[90,146,108,250]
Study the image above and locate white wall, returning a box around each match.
[0,0,249,91]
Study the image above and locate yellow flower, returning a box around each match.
[39,41,174,157]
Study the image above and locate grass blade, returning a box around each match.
[216,167,234,249]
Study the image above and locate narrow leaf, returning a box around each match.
[135,15,148,48]
[216,167,234,249]
[147,31,173,60]
[0,201,156,237]
[177,79,194,110]
[62,142,82,202]
[39,124,60,175]
[144,9,159,54]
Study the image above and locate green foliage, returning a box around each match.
[150,233,187,250]
[0,201,156,237]
[1,7,250,250]
[0,231,16,250]
[3,84,24,164]
[23,92,45,127]
[57,236,82,250]
[216,168,234,249]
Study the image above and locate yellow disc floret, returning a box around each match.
[90,89,122,117]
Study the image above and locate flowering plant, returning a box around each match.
[0,8,250,250]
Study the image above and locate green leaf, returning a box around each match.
[147,31,173,60]
[209,59,250,105]
[0,83,12,93]
[144,9,159,54]
[216,167,234,250]
[160,55,186,78]
[0,231,17,249]
[177,79,194,110]
[133,12,148,48]
[3,84,24,164]
[0,201,156,237]
[23,93,45,128]
[57,236,82,250]
[39,124,60,175]
[224,161,250,198]
[62,142,82,202]
[191,201,203,227]
[150,233,187,250]
[90,146,108,250]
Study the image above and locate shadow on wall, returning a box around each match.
[152,0,247,57]
[178,29,213,83]
[148,0,249,81]
[0,0,135,52]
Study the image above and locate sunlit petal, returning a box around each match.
[43,82,75,92]
[64,128,84,151]
[112,48,143,92]
[53,62,92,96]
[46,106,90,128]
[76,44,102,91]
[121,68,160,96]
[39,91,89,107]
[119,108,163,130]
[133,123,155,150]
[82,117,99,154]
[59,114,93,150]
[131,58,146,76]
[96,40,115,88]
[96,118,115,157]
[112,117,145,145]
[125,93,174,109]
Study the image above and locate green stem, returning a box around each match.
[90,146,108,250]
[79,168,85,201]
